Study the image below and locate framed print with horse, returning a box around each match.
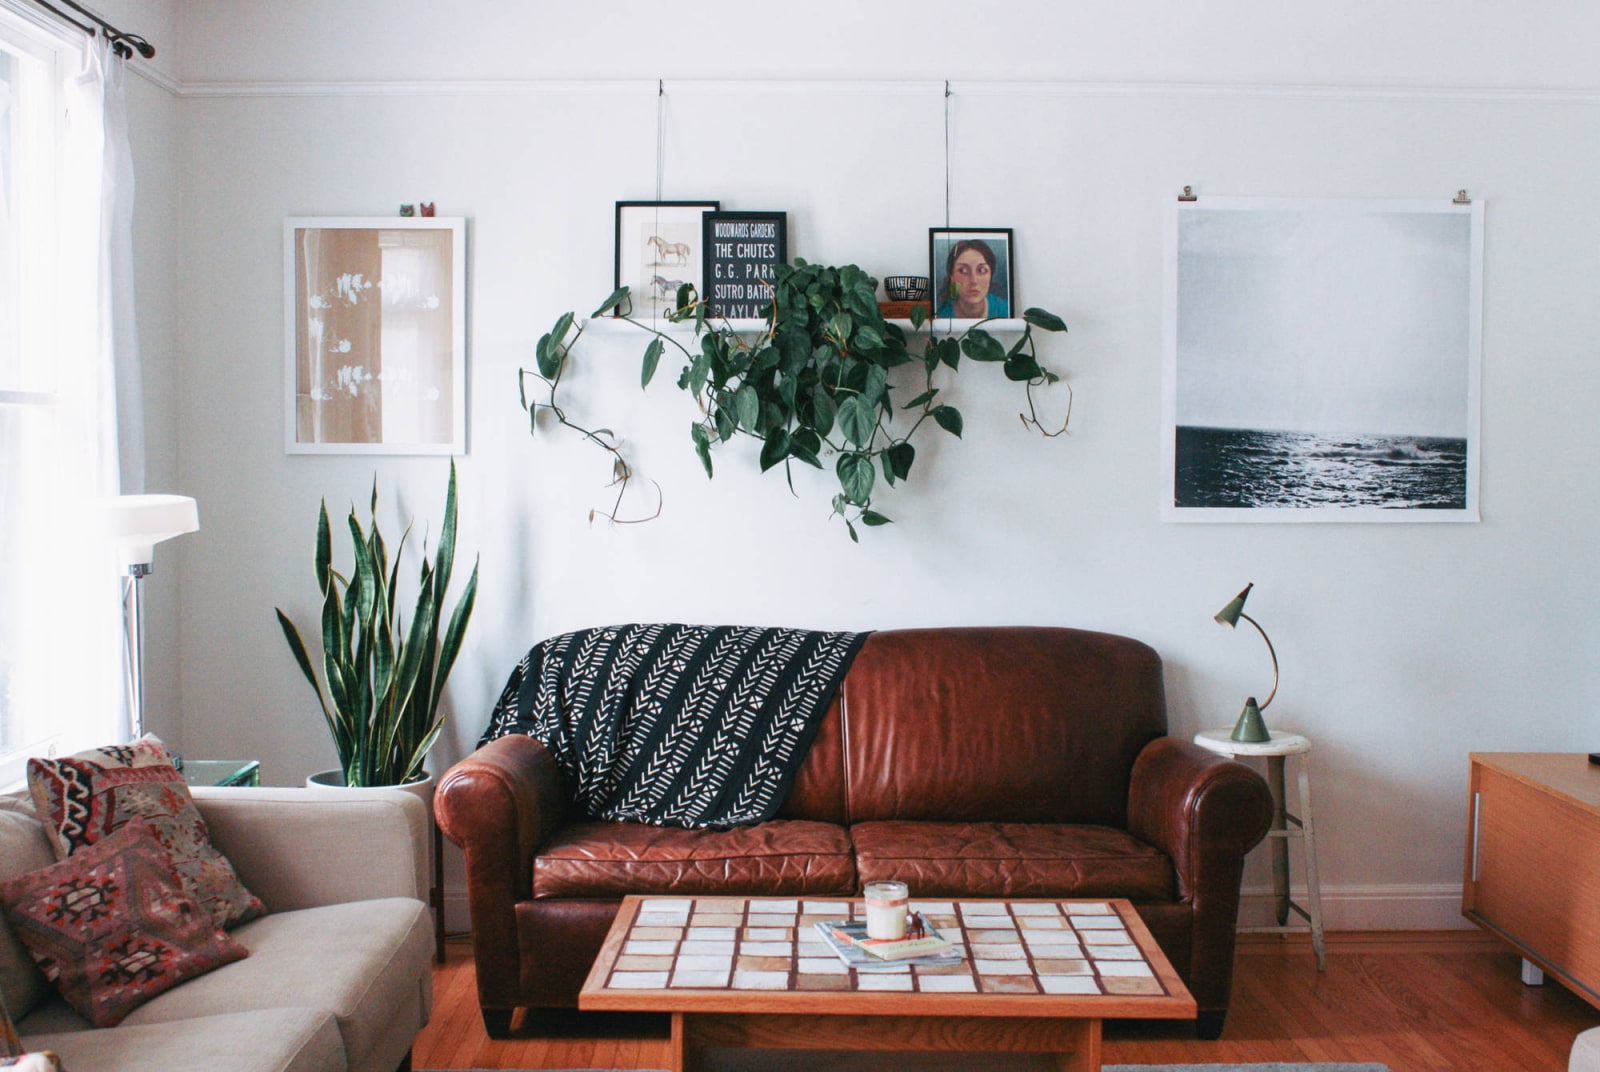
[614,200,720,319]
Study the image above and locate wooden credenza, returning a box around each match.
[1463,752,1600,1010]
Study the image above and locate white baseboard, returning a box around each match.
[1238,882,1473,932]
[443,883,1475,937]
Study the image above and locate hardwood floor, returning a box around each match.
[414,932,1600,1071]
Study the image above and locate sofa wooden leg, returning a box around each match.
[482,1006,514,1039]
[1196,1010,1227,1040]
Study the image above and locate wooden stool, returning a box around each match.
[1194,728,1326,970]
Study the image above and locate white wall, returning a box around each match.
[140,2,1600,931]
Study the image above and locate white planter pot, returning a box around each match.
[305,768,435,810]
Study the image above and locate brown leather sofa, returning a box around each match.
[435,626,1274,1039]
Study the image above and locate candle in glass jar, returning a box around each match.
[863,880,909,940]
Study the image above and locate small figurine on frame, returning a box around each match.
[929,227,1014,320]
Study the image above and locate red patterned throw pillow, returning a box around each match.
[0,818,248,1028]
[26,738,263,929]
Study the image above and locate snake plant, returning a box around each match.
[276,462,478,787]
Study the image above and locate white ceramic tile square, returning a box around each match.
[857,973,914,990]
[917,975,978,992]
[748,899,799,913]
[731,970,790,990]
[641,898,694,912]
[609,972,671,989]
[1091,944,1142,960]
[748,914,796,928]
[1071,916,1124,929]
[670,969,730,988]
[1011,903,1062,915]
[1031,959,1094,976]
[1067,902,1113,914]
[803,901,839,913]
[968,928,1019,941]
[740,941,793,956]
[687,926,738,940]
[798,940,832,956]
[679,940,736,955]
[624,940,679,955]
[1039,975,1101,994]
[1018,917,1067,929]
[971,943,1026,959]
[1081,930,1131,945]
[1022,932,1080,948]
[959,902,1011,916]
[675,954,733,972]
[797,957,848,975]
[635,912,689,927]
[1097,961,1155,977]
[975,958,1031,974]
[744,927,790,940]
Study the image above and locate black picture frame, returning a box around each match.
[929,227,1015,320]
[702,211,788,319]
[614,201,720,315]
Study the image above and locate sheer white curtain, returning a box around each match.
[0,12,136,780]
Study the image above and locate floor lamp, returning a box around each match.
[104,495,199,741]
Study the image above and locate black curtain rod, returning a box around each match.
[24,0,155,59]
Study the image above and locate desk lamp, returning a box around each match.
[104,494,199,740]
[1214,582,1277,743]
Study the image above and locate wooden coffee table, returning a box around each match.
[579,894,1195,1071]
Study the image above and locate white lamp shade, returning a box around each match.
[103,494,200,566]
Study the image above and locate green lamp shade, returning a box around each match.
[1214,582,1253,628]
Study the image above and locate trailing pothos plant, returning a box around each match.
[522,259,1069,540]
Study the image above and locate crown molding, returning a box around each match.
[161,75,1600,104]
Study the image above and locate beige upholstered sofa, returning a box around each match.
[0,785,433,1072]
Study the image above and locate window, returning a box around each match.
[0,6,123,784]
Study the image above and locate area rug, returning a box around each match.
[421,1062,1392,1071]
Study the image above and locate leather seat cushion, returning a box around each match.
[851,821,1176,901]
[534,819,857,898]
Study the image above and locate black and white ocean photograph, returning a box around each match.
[1163,197,1482,521]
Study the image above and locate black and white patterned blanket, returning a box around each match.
[479,624,868,829]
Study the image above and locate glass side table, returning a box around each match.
[179,759,261,787]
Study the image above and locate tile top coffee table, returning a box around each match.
[580,894,1195,1072]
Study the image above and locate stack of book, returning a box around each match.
[814,913,963,972]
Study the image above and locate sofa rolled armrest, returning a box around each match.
[1127,736,1273,1021]
[191,785,429,911]
[435,734,568,1025]
[1127,737,1273,893]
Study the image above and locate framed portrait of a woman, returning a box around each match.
[929,228,1014,321]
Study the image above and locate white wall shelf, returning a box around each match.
[578,317,1029,336]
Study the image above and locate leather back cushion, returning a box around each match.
[778,694,847,823]
[806,627,1167,825]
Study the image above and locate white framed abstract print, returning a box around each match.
[284,216,467,454]
[1162,197,1483,522]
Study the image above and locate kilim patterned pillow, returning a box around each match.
[0,817,248,1028]
[26,737,263,929]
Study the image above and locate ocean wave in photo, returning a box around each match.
[1175,426,1468,510]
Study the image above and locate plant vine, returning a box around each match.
[517,313,661,525]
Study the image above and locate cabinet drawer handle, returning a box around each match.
[1470,790,1481,883]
